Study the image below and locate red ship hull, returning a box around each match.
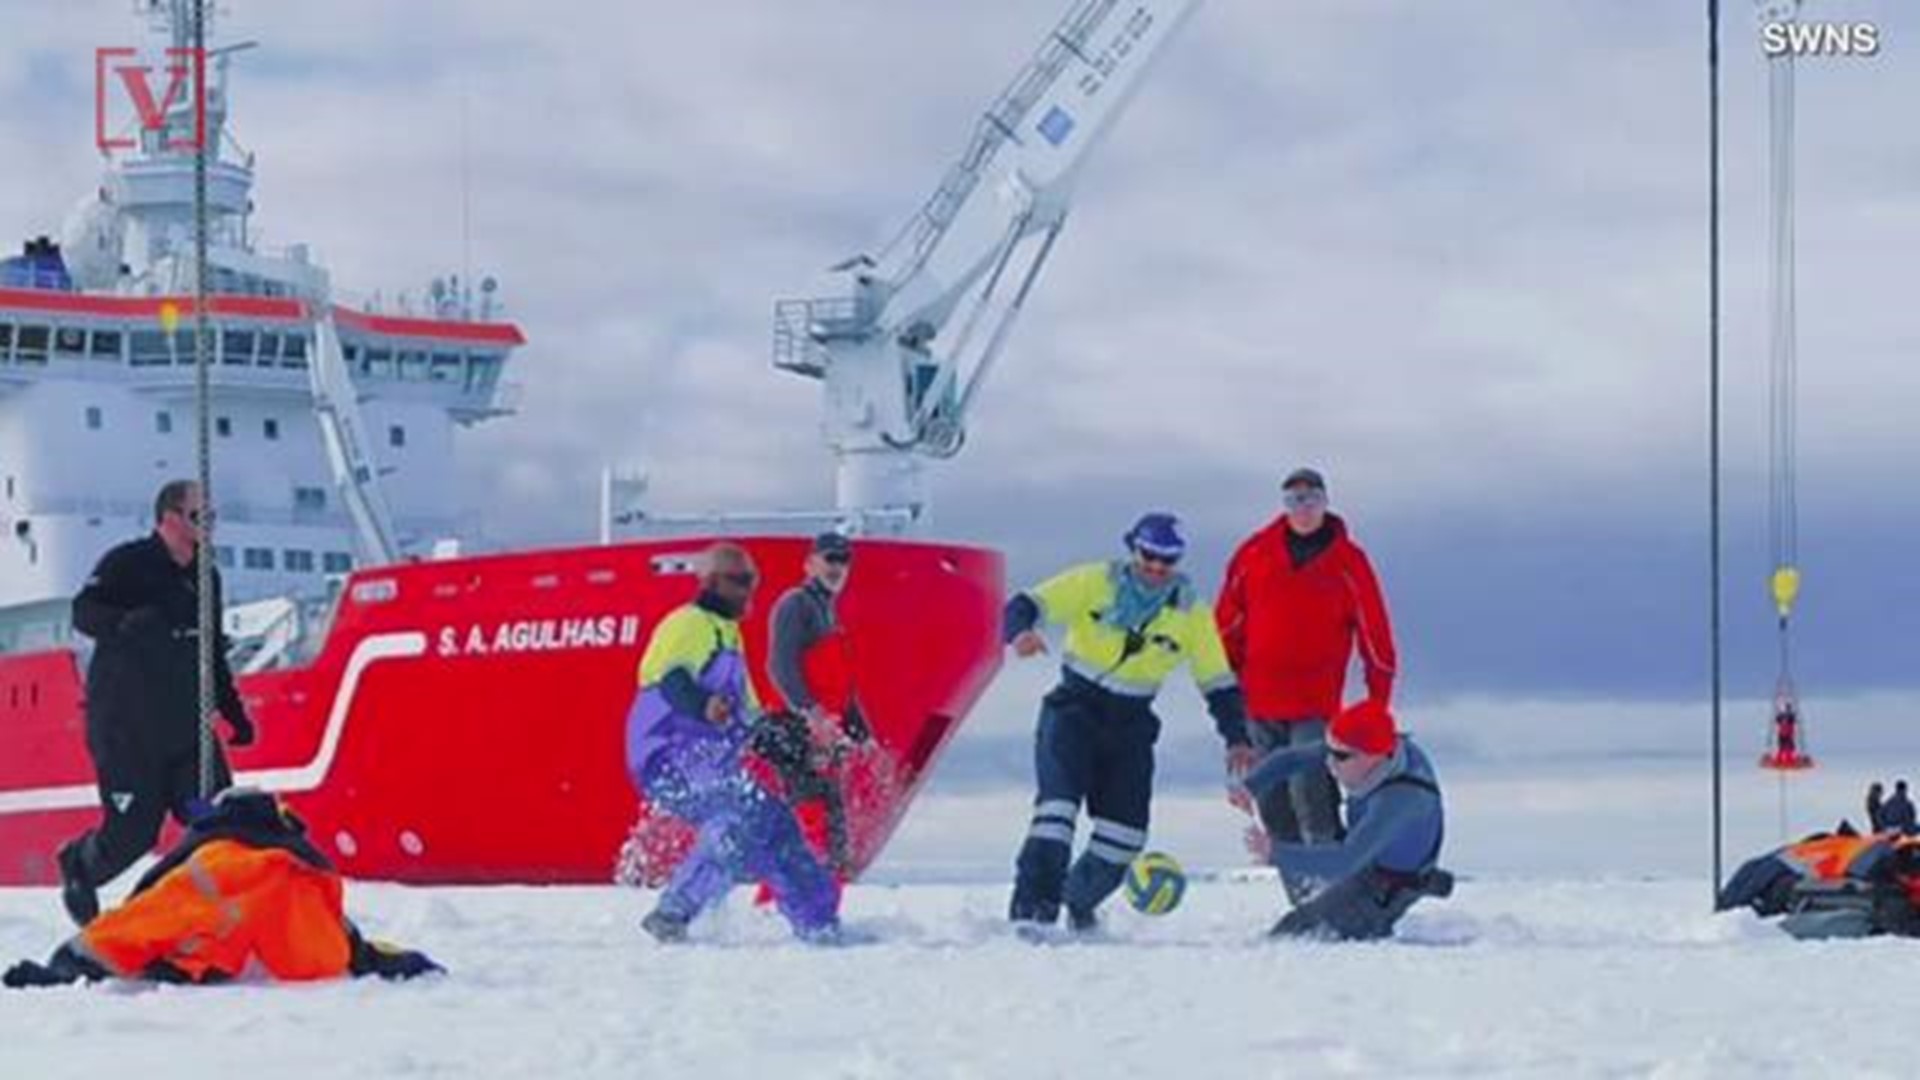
[0,536,1003,885]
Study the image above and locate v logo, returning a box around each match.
[110,792,134,814]
[115,61,193,135]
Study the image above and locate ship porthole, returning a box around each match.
[334,830,358,858]
[399,830,426,857]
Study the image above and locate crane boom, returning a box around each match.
[773,0,1201,534]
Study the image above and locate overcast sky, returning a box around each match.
[2,2,1914,741]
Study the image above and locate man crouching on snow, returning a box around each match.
[625,542,841,944]
[1232,700,1450,941]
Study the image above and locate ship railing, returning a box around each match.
[28,496,352,530]
[772,296,871,378]
[610,505,918,540]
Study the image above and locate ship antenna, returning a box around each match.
[461,83,474,316]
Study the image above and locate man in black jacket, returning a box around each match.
[56,479,256,926]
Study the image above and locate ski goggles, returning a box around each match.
[1134,547,1182,567]
[1282,488,1327,511]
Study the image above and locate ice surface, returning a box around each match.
[1,763,1910,1079]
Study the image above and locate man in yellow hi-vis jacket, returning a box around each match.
[1002,513,1252,932]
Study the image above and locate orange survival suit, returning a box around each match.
[5,789,439,988]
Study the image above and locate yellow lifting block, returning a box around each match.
[1771,566,1801,619]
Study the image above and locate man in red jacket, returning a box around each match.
[1217,467,1397,845]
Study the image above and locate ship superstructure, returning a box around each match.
[0,0,523,663]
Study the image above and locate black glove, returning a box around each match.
[226,713,257,748]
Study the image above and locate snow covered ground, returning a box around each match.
[2,759,1912,1079]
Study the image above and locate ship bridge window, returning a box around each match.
[366,347,393,378]
[90,329,122,360]
[171,330,196,364]
[323,552,352,574]
[243,547,273,571]
[465,352,501,391]
[0,324,12,361]
[398,350,428,380]
[258,333,281,365]
[15,325,49,364]
[283,550,315,573]
[281,334,309,369]
[129,330,169,366]
[221,329,256,366]
[53,327,87,358]
[431,353,461,382]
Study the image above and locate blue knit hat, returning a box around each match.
[1124,512,1186,559]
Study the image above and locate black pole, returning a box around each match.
[1708,0,1726,903]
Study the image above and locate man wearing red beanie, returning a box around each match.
[1217,467,1397,847]
[1233,699,1449,940]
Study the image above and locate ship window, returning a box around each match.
[366,348,393,378]
[281,334,308,368]
[323,552,353,574]
[398,350,429,380]
[294,486,327,511]
[156,410,172,434]
[243,547,274,570]
[53,327,87,358]
[263,417,280,441]
[90,329,122,360]
[283,549,315,573]
[15,325,49,364]
[171,330,197,364]
[0,323,12,360]
[221,329,256,366]
[388,424,406,449]
[431,353,461,382]
[258,333,282,365]
[129,330,169,366]
[213,545,234,569]
[215,416,232,438]
[84,406,102,430]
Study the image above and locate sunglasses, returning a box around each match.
[176,507,213,525]
[821,552,852,566]
[1282,489,1327,511]
[1326,744,1358,762]
[1135,549,1181,567]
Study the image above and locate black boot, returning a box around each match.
[642,909,690,944]
[57,841,98,927]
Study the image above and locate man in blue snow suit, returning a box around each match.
[1235,699,1451,940]
[1003,513,1253,932]
[625,542,840,943]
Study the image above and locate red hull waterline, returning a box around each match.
[0,537,1004,886]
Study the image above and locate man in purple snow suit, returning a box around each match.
[625,542,841,943]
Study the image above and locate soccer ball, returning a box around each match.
[1124,851,1186,915]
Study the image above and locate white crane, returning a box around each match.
[771,0,1203,536]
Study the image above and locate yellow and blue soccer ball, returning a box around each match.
[1124,851,1186,915]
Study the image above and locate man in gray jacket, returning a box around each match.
[1234,699,1449,940]
[756,532,871,876]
